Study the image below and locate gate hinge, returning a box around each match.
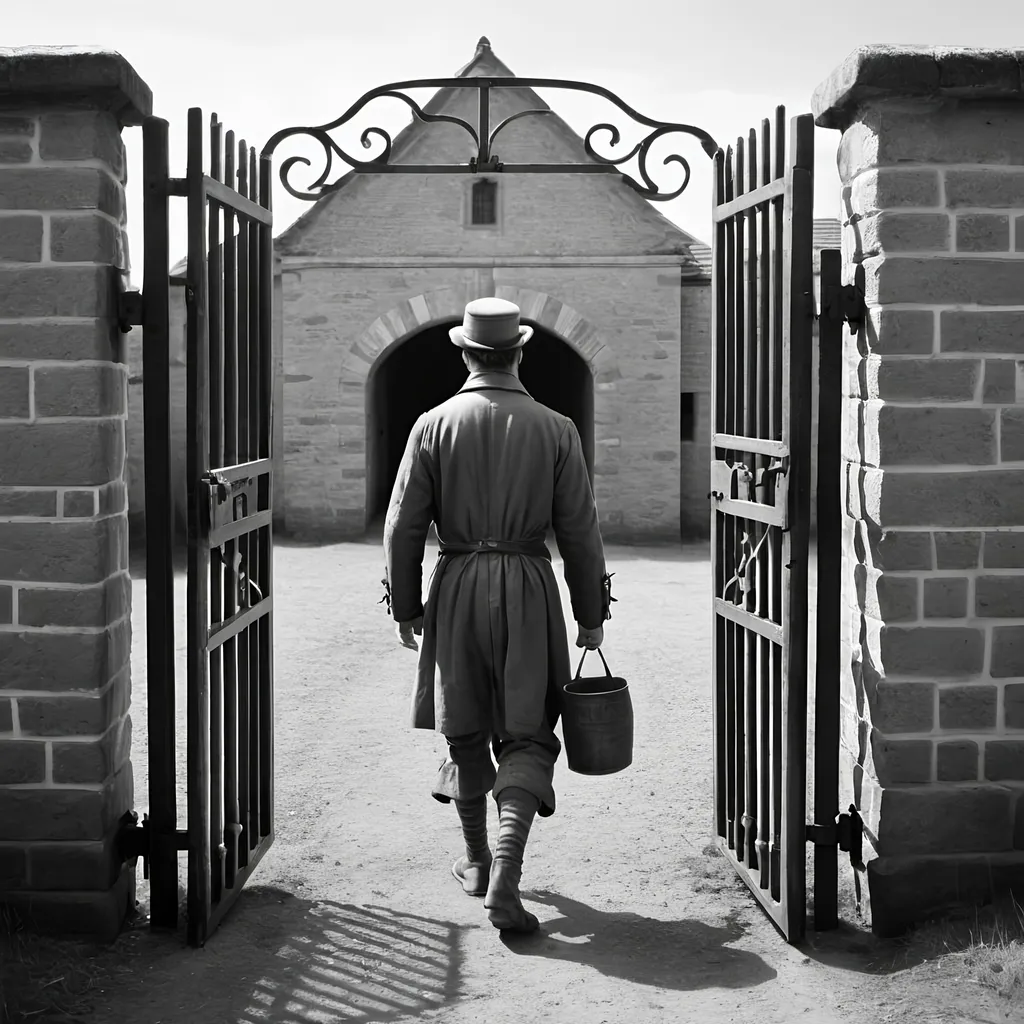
[806,805,864,867]
[117,289,144,333]
[117,810,190,879]
[821,283,866,335]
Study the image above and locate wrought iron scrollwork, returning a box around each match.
[261,76,718,202]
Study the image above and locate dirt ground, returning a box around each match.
[10,540,1021,1023]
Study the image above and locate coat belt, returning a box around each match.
[438,539,551,561]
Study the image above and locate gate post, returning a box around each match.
[0,48,151,937]
[814,46,1024,935]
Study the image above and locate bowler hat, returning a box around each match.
[449,297,533,351]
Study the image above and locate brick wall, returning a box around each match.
[0,49,150,938]
[815,45,1024,935]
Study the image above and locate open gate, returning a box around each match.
[709,109,815,941]
[126,109,276,947]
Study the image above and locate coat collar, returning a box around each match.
[457,370,532,397]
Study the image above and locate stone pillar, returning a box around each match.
[814,46,1024,934]
[0,48,151,937]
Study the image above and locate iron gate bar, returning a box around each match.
[710,107,815,942]
[813,248,844,931]
[140,115,179,931]
[261,76,718,202]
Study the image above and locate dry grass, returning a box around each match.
[880,896,1024,1004]
[0,905,145,1024]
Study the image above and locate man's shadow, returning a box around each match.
[503,890,777,992]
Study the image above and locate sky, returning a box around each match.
[6,0,1024,281]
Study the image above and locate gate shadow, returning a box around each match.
[507,889,778,991]
[95,886,467,1024]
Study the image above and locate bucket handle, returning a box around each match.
[574,647,612,680]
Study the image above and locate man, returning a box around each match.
[381,297,612,934]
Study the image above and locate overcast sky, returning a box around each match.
[6,1,1024,277]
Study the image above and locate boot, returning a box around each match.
[484,787,540,933]
[452,795,492,896]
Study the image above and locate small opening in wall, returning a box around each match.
[680,392,696,442]
[471,179,497,225]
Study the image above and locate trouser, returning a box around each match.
[431,722,561,818]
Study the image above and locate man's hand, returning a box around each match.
[397,616,423,651]
[576,624,604,650]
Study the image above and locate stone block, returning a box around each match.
[0,584,10,624]
[0,420,124,487]
[986,741,1024,781]
[0,214,42,261]
[0,844,27,888]
[983,532,1024,568]
[880,626,985,677]
[0,700,11,733]
[0,320,115,361]
[870,358,977,402]
[1004,683,1024,729]
[872,681,935,732]
[27,831,124,891]
[0,140,31,161]
[939,685,998,729]
[877,785,1014,856]
[866,308,934,355]
[0,740,46,784]
[880,469,1024,527]
[0,619,130,693]
[992,626,1024,677]
[49,215,122,265]
[0,765,131,841]
[63,490,96,517]
[874,737,932,784]
[934,532,981,569]
[856,212,950,256]
[33,364,125,418]
[976,575,1024,617]
[16,671,129,737]
[39,111,124,176]
[872,406,995,466]
[1001,408,1024,462]
[0,366,29,418]
[946,170,1024,208]
[924,577,968,618]
[870,530,933,570]
[0,265,116,318]
[52,720,129,784]
[0,517,125,583]
[17,573,130,628]
[867,257,1024,306]
[0,489,57,516]
[956,214,1010,252]
[848,169,941,215]
[863,569,918,621]
[942,311,1024,354]
[0,168,122,217]
[937,741,978,782]
[983,360,1017,403]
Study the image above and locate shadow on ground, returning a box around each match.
[506,889,777,991]
[81,886,469,1024]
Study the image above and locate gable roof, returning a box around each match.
[274,37,704,266]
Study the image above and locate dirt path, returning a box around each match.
[87,541,1009,1024]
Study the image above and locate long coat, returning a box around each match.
[383,369,609,739]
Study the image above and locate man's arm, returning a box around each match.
[552,419,609,633]
[383,415,435,624]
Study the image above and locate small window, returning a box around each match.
[680,392,697,442]
[471,179,497,225]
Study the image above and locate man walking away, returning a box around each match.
[382,297,613,934]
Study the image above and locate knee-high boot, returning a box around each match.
[451,795,492,896]
[484,786,540,933]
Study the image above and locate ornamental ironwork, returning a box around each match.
[261,76,718,203]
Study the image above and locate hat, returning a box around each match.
[449,297,534,351]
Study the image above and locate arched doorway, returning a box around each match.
[366,320,594,524]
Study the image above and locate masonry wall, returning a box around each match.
[815,46,1024,935]
[679,280,712,535]
[0,49,150,937]
[278,260,684,540]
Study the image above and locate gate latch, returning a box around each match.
[117,290,144,333]
[822,283,866,336]
[117,809,150,876]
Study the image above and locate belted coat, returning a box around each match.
[382,369,610,739]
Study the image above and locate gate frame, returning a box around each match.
[123,72,852,947]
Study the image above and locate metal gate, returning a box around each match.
[709,108,815,941]
[124,108,276,947]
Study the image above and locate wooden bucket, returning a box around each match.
[561,648,633,776]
